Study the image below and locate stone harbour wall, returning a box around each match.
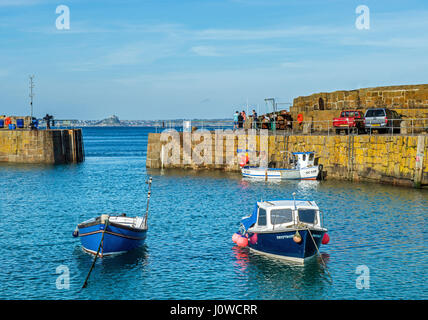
[146,131,428,188]
[0,129,84,164]
[290,84,428,132]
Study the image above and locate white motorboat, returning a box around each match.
[241,152,322,180]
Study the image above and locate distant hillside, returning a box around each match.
[97,115,121,126]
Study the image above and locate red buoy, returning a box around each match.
[322,233,330,245]
[249,233,258,244]
[232,233,240,243]
[239,153,249,167]
[236,236,248,247]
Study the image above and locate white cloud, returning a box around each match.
[190,44,289,57]
[64,41,179,71]
[190,46,224,57]
[191,25,341,41]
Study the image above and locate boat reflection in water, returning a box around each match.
[74,244,149,271]
[231,246,331,299]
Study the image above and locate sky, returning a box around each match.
[0,0,427,120]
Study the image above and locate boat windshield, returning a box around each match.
[257,208,267,226]
[298,209,317,224]
[270,208,293,225]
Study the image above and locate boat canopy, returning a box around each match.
[290,152,316,168]
[241,203,258,231]
[241,199,324,232]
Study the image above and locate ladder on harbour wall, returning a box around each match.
[414,136,426,188]
[347,135,355,181]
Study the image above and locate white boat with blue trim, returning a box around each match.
[241,151,322,180]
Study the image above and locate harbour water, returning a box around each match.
[0,127,427,300]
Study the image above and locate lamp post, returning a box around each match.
[29,75,35,119]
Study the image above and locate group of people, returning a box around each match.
[233,109,258,129]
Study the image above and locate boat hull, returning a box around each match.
[241,166,319,180]
[247,229,325,263]
[78,221,147,257]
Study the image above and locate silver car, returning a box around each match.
[364,108,401,133]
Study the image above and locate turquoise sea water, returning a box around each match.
[0,127,427,300]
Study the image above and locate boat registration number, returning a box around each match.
[277,235,294,239]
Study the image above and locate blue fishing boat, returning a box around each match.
[73,177,152,257]
[233,195,329,264]
[76,214,147,257]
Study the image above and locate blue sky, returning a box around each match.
[1,0,427,120]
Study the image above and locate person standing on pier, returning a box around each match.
[252,109,258,129]
[233,111,239,129]
[242,111,247,127]
[238,111,244,128]
[43,114,54,129]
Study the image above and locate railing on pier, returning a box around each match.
[29,117,428,136]
[37,119,80,129]
[154,118,428,136]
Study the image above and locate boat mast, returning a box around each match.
[292,192,297,226]
[144,177,152,228]
[292,192,297,210]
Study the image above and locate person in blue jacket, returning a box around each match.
[233,111,239,129]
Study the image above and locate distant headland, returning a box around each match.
[74,115,231,127]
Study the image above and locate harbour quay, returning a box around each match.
[0,115,84,164]
[290,84,428,132]
[146,131,428,188]
[146,84,428,189]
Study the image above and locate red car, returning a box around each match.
[333,110,365,134]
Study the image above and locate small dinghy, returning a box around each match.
[241,151,322,180]
[73,177,152,257]
[232,194,329,264]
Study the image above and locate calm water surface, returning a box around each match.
[0,127,427,299]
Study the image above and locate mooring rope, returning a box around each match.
[81,218,109,289]
[306,227,332,281]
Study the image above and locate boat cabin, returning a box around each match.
[242,200,323,232]
[289,152,317,168]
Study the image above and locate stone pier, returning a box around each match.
[146,130,428,188]
[0,129,84,164]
